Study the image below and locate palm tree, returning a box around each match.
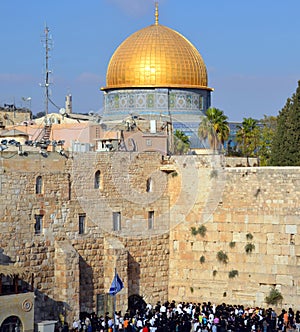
[236,117,260,165]
[173,130,190,155]
[198,107,230,150]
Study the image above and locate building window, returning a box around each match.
[148,211,154,229]
[79,214,86,234]
[34,215,43,234]
[94,170,101,189]
[146,139,152,146]
[68,173,71,200]
[146,177,152,192]
[199,96,204,110]
[36,176,43,194]
[290,234,295,245]
[113,212,121,231]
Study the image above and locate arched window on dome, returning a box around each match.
[36,176,43,194]
[94,170,101,189]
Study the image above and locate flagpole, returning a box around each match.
[109,268,123,331]
[113,267,116,332]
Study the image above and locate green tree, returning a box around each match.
[270,81,300,166]
[257,115,277,166]
[173,130,190,155]
[33,111,46,119]
[198,107,230,150]
[236,117,260,164]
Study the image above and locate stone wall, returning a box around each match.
[0,151,170,324]
[168,165,300,308]
[1,151,300,327]
[225,156,259,167]
[0,107,31,126]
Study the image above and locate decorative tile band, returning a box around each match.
[103,88,210,115]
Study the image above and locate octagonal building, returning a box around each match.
[101,5,213,147]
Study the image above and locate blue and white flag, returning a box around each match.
[109,273,124,295]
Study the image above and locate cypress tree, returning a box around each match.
[270,81,300,166]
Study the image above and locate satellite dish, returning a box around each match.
[88,110,94,116]
[59,108,66,115]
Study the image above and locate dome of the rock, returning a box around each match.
[101,5,213,149]
[102,23,211,91]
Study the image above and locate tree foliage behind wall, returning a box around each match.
[236,117,260,160]
[270,81,300,166]
[198,107,230,150]
[258,115,277,166]
[173,130,190,155]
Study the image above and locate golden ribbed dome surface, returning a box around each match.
[103,24,210,90]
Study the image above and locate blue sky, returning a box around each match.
[0,0,299,121]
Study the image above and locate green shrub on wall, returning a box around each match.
[229,270,239,278]
[245,243,255,254]
[265,287,283,305]
[217,250,228,264]
[191,225,207,237]
[198,225,207,237]
[229,241,236,248]
[246,233,253,240]
[191,227,198,236]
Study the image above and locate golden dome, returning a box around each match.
[102,23,211,91]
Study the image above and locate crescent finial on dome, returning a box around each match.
[155,1,159,25]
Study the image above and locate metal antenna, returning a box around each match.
[40,25,52,117]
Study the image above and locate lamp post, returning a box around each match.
[22,97,32,111]
[22,97,32,121]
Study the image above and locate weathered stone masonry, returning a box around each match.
[1,152,300,324]
[0,152,171,323]
[169,166,300,307]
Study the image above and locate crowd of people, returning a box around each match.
[71,301,300,332]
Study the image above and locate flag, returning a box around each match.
[109,273,124,295]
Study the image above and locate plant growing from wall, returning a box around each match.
[217,250,228,264]
[200,255,205,264]
[228,270,239,278]
[245,243,255,254]
[190,225,207,237]
[198,225,207,237]
[210,169,218,179]
[246,232,253,240]
[191,227,198,236]
[265,287,283,305]
[190,287,194,293]
[229,241,236,248]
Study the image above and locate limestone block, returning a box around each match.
[266,244,281,255]
[285,215,300,224]
[207,231,219,242]
[285,224,297,234]
[294,245,300,256]
[217,223,229,232]
[264,214,280,224]
[274,255,289,265]
[276,274,293,286]
[218,232,232,242]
